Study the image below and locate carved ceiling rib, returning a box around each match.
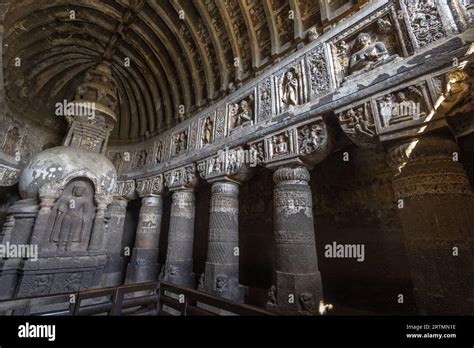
[289,0,304,40]
[147,1,205,107]
[237,1,259,69]
[168,0,215,100]
[262,0,281,56]
[193,0,230,92]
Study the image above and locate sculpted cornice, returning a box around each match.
[104,0,473,181]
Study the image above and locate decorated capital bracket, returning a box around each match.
[136,174,163,197]
[197,145,254,184]
[0,164,20,187]
[249,116,335,170]
[164,163,198,190]
[113,179,137,200]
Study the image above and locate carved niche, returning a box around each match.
[228,92,255,133]
[199,113,215,148]
[400,0,446,50]
[275,60,306,114]
[134,149,148,169]
[373,82,432,134]
[266,130,295,163]
[155,141,164,164]
[172,129,188,157]
[330,7,405,85]
[46,179,96,252]
[337,102,378,148]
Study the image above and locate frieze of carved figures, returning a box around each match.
[0,165,20,186]
[375,83,430,132]
[275,61,306,114]
[337,102,378,148]
[164,164,197,189]
[228,94,255,133]
[197,146,252,181]
[401,0,445,49]
[114,180,136,198]
[172,130,188,157]
[136,174,163,197]
[305,45,331,100]
[297,121,327,155]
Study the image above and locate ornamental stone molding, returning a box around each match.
[164,164,198,190]
[136,174,163,197]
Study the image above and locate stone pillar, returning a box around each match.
[202,180,243,302]
[163,189,196,287]
[101,199,128,287]
[267,165,322,315]
[125,195,163,284]
[388,135,474,314]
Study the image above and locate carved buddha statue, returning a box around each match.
[349,32,393,75]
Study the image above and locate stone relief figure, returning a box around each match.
[405,0,444,47]
[267,285,276,305]
[299,123,325,155]
[155,141,163,163]
[272,133,289,156]
[229,97,254,131]
[202,117,213,146]
[299,292,316,315]
[197,273,205,291]
[112,152,123,169]
[215,275,228,292]
[379,88,424,126]
[2,126,21,157]
[138,149,148,167]
[282,69,299,107]
[349,32,397,75]
[175,131,187,155]
[438,70,473,116]
[49,180,95,252]
[250,142,264,164]
[339,105,376,138]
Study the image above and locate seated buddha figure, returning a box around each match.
[349,32,394,75]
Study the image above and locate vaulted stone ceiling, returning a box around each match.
[2,0,323,145]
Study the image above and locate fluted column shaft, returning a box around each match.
[269,165,322,314]
[203,181,242,301]
[388,135,474,314]
[164,189,196,287]
[125,195,163,284]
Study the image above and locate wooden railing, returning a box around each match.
[0,281,274,316]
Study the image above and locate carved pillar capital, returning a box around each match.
[136,174,163,197]
[164,163,198,191]
[387,135,471,198]
[273,165,311,185]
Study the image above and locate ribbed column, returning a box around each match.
[388,135,474,314]
[203,181,243,302]
[125,195,163,284]
[163,189,196,287]
[269,165,322,315]
[101,199,128,287]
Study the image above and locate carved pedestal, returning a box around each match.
[101,199,128,287]
[268,166,323,315]
[163,189,196,287]
[125,195,163,284]
[388,135,474,314]
[202,181,243,302]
